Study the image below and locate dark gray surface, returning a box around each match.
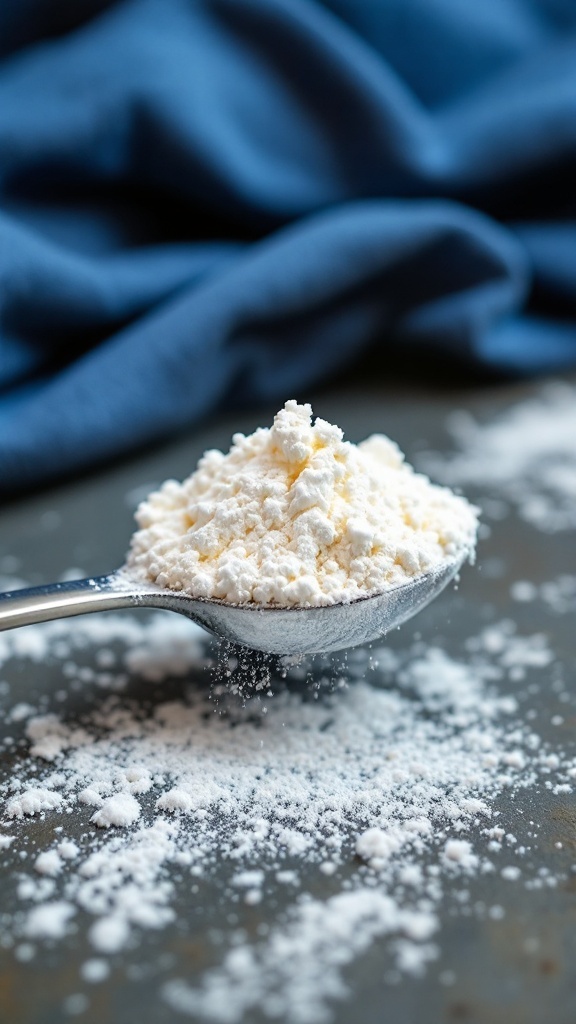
[1,378,576,1024]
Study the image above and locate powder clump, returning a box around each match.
[126,401,478,607]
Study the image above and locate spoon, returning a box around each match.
[0,553,466,655]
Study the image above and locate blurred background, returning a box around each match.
[1,0,575,495]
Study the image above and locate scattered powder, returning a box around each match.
[126,401,478,606]
[81,958,110,983]
[58,840,80,860]
[24,901,76,940]
[6,702,37,723]
[91,794,141,829]
[511,575,576,615]
[6,787,63,819]
[421,383,576,532]
[162,890,438,1023]
[443,840,478,872]
[89,916,131,955]
[34,850,64,877]
[510,580,539,603]
[0,612,202,693]
[501,865,521,881]
[0,610,571,1022]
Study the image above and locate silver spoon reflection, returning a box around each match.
[0,553,467,655]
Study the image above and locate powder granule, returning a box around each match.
[126,401,478,607]
[91,793,141,828]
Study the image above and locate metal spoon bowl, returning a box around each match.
[0,553,467,655]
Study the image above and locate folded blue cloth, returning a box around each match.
[1,0,575,491]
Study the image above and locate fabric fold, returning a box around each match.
[0,0,575,490]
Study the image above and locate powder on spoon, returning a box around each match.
[126,401,478,606]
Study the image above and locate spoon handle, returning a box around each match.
[0,575,137,631]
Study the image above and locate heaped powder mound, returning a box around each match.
[126,401,478,606]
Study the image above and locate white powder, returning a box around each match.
[81,958,110,983]
[443,839,478,871]
[6,787,63,818]
[502,866,521,881]
[35,850,64,877]
[58,840,80,860]
[163,890,438,1023]
[0,610,571,1022]
[512,575,576,615]
[91,793,141,828]
[89,916,131,954]
[422,383,576,532]
[126,401,478,606]
[24,901,76,939]
[7,702,37,723]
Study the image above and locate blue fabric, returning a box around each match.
[1,0,575,492]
